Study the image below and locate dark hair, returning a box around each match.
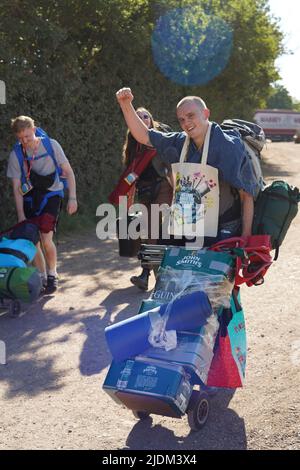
[122,107,161,167]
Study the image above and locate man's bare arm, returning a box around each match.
[12,178,26,222]
[239,189,254,237]
[116,88,153,147]
[60,161,78,215]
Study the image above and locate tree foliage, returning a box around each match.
[0,0,283,229]
[293,100,300,112]
[266,83,294,109]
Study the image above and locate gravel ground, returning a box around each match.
[0,142,299,450]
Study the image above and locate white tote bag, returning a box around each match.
[169,122,219,237]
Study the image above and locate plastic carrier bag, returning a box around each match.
[150,246,235,307]
[146,247,236,357]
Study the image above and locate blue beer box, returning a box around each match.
[139,332,214,385]
[103,357,193,418]
[137,298,216,384]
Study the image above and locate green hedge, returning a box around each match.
[0,0,282,230]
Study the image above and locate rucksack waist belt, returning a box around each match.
[24,189,64,216]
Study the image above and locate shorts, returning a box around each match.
[24,189,62,233]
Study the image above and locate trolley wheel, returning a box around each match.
[187,391,210,431]
[9,300,21,317]
[132,410,151,420]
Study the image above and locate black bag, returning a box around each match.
[9,222,40,245]
[29,169,56,191]
[117,214,141,257]
[136,179,162,204]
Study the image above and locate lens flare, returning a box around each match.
[151,7,233,86]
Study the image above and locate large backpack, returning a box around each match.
[252,180,300,259]
[221,121,299,259]
[221,118,265,194]
[14,127,67,190]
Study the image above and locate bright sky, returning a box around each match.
[268,0,300,101]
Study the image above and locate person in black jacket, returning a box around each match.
[121,107,173,290]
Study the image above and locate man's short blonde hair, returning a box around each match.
[177,96,208,111]
[11,116,35,134]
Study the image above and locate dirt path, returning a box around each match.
[0,142,299,450]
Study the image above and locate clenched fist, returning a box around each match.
[116,87,134,104]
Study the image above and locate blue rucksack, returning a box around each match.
[14,127,67,190]
[13,128,67,216]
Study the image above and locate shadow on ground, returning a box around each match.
[0,237,149,398]
[79,284,148,376]
[124,389,247,450]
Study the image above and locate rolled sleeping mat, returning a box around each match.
[160,292,212,331]
[105,290,212,362]
[0,237,37,268]
[0,267,42,303]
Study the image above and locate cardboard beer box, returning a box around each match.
[103,357,193,418]
[139,330,216,385]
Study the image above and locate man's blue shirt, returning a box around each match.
[148,122,259,197]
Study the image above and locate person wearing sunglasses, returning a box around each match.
[116,107,173,291]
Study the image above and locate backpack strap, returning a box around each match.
[209,235,273,287]
[235,248,272,286]
[36,128,61,177]
[39,135,60,173]
[0,247,29,263]
[13,143,27,185]
[35,190,64,216]
[39,133,67,188]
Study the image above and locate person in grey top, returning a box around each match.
[7,115,77,294]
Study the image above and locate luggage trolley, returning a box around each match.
[104,356,211,431]
[0,296,21,318]
[104,244,240,431]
